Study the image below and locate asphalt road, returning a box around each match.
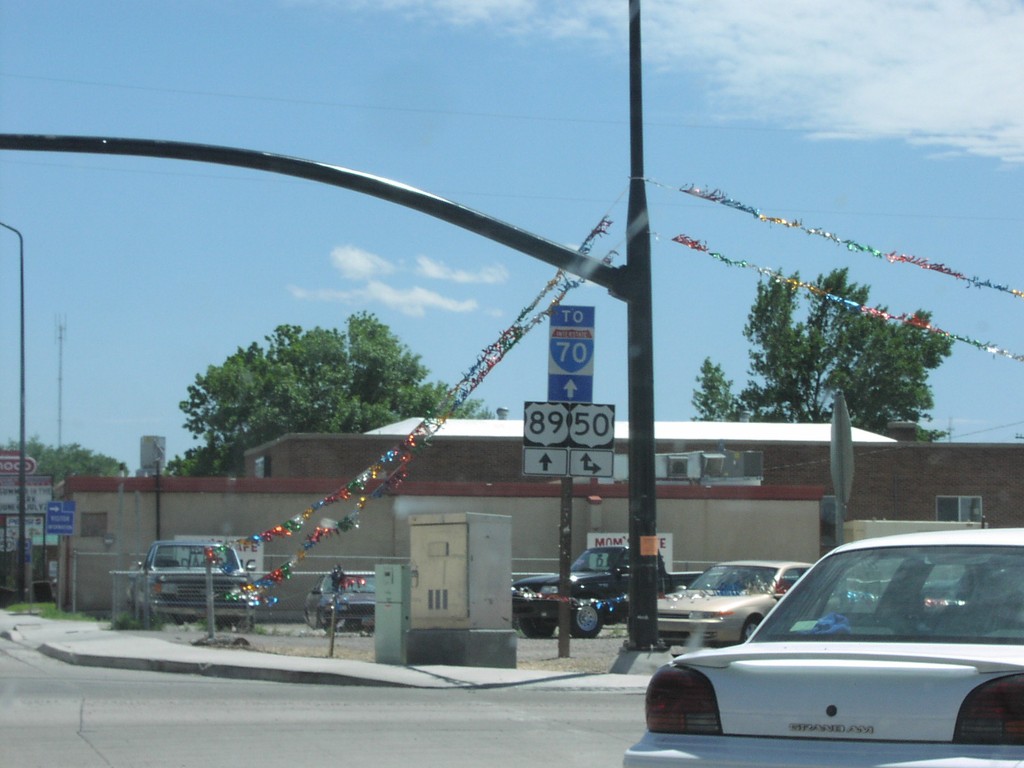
[2,629,647,768]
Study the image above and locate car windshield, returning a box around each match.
[753,544,1024,644]
[685,564,780,595]
[152,544,241,570]
[321,574,375,593]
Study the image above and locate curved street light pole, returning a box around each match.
[0,220,27,602]
[0,0,662,647]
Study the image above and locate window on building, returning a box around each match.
[936,495,983,523]
[254,455,271,478]
[80,511,108,538]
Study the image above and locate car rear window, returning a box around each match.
[753,545,1024,644]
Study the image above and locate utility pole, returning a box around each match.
[622,0,663,652]
[0,220,28,602]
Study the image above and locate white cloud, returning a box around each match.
[415,255,509,284]
[316,0,1024,164]
[293,0,618,39]
[362,281,479,316]
[642,1,1024,163]
[292,243,486,316]
[288,281,477,317]
[330,245,396,281]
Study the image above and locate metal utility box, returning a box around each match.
[374,564,411,665]
[406,512,515,668]
[409,512,510,630]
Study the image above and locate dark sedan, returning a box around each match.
[304,570,375,632]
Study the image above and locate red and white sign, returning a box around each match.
[0,451,37,475]
[587,532,673,561]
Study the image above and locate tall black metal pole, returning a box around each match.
[0,220,27,602]
[623,0,662,651]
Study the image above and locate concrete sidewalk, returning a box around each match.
[0,610,664,691]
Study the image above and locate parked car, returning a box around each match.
[304,568,376,632]
[513,546,699,639]
[127,540,254,626]
[656,560,810,648]
[626,528,1024,767]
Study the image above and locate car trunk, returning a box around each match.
[685,644,1024,742]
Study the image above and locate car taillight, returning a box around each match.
[956,674,1024,744]
[646,665,722,735]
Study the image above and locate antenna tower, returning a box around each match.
[56,316,66,447]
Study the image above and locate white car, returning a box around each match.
[625,528,1024,767]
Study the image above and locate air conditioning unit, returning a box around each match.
[666,453,701,480]
[700,452,726,477]
[742,450,763,478]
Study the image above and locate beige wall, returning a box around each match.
[58,478,821,617]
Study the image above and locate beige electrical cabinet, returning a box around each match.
[409,512,511,631]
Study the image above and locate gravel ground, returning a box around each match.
[145,622,636,674]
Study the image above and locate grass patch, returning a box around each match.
[6,602,96,622]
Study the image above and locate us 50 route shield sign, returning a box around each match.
[522,401,615,478]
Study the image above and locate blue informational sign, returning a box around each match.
[548,305,595,402]
[46,500,76,536]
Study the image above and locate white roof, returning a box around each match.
[365,418,894,443]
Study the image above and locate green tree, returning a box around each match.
[3,437,124,483]
[169,313,489,476]
[691,357,741,420]
[693,268,953,440]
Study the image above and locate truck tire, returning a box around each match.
[570,604,603,639]
[517,617,557,638]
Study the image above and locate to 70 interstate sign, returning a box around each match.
[522,401,615,478]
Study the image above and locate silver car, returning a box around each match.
[657,560,810,647]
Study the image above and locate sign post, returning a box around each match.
[830,391,853,547]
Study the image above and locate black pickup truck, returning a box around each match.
[511,546,699,639]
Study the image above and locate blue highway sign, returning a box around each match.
[548,305,594,402]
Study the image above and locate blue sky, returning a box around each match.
[1,0,1023,470]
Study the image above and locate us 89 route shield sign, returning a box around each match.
[522,401,616,478]
[523,402,615,448]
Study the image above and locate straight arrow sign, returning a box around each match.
[523,447,568,476]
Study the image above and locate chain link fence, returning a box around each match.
[98,552,408,627]
[72,550,704,625]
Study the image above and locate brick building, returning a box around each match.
[246,418,1024,529]
[44,418,1022,617]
